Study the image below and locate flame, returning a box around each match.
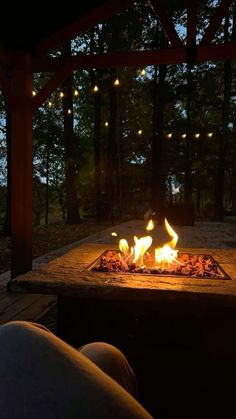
[146,219,154,231]
[154,218,179,269]
[119,238,130,257]
[117,216,179,271]
[132,235,152,267]
[119,236,152,267]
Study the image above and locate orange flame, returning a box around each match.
[154,218,179,269]
[146,219,155,231]
[118,218,179,270]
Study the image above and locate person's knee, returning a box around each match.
[79,342,138,397]
[0,320,50,346]
[79,341,127,367]
[0,320,31,336]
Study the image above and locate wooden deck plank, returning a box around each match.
[7,295,56,322]
[0,270,56,325]
[0,294,42,324]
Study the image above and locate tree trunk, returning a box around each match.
[45,145,49,225]
[62,42,81,225]
[184,63,193,205]
[105,71,120,223]
[93,85,103,222]
[2,105,11,236]
[151,61,167,223]
[214,14,232,220]
[105,21,122,223]
[231,130,236,214]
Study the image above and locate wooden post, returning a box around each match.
[10,54,33,278]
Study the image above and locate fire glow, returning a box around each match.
[91,219,229,279]
[118,218,179,270]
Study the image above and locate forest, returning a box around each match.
[0,0,235,231]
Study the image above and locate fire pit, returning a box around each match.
[89,250,230,280]
[88,218,231,280]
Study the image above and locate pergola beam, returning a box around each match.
[10,55,33,278]
[0,47,15,65]
[33,49,186,73]
[32,64,74,113]
[36,0,135,56]
[32,42,236,74]
[149,0,182,47]
[201,0,232,45]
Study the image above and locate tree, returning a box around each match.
[62,42,81,224]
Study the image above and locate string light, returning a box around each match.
[105,121,109,127]
[181,133,187,139]
[140,68,146,76]
[194,133,200,139]
[74,90,79,97]
[167,133,172,139]
[93,85,99,93]
[59,91,64,98]
[113,78,120,86]
[67,109,72,115]
[32,91,36,96]
[137,129,143,135]
[48,101,52,108]
[207,132,213,138]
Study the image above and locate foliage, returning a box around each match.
[0,0,236,223]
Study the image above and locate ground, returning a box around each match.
[0,220,110,274]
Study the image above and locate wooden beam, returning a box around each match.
[33,49,186,73]
[196,42,236,62]
[32,64,74,113]
[10,55,33,278]
[33,42,236,72]
[149,0,182,47]
[0,70,10,106]
[36,0,135,56]
[201,0,232,45]
[0,47,14,66]
[187,0,197,46]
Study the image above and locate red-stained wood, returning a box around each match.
[149,0,182,47]
[196,42,236,61]
[33,48,186,73]
[32,64,74,113]
[0,47,14,65]
[33,42,236,74]
[201,0,232,45]
[36,0,135,56]
[10,54,33,278]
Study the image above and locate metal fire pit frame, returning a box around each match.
[86,250,231,281]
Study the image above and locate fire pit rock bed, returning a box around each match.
[90,250,230,280]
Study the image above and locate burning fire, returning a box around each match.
[118,218,179,270]
[154,219,179,269]
[94,219,225,279]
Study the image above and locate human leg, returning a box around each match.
[0,321,153,419]
[79,341,138,398]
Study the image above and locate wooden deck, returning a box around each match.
[0,262,57,325]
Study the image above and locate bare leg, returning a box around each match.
[0,321,153,419]
[79,342,138,398]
